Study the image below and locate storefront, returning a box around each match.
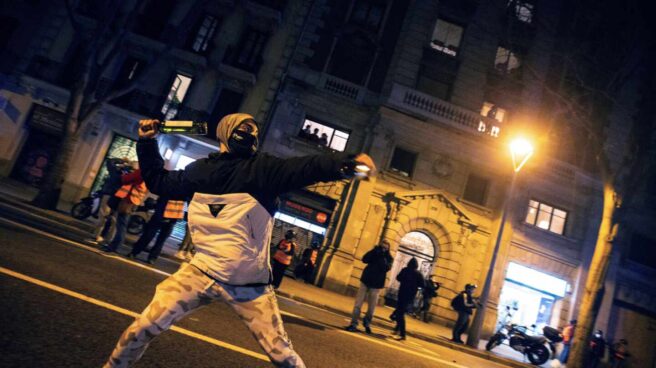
[10,105,64,187]
[497,262,568,331]
[270,190,336,278]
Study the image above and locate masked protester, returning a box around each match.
[103,114,376,368]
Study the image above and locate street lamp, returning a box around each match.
[466,137,534,348]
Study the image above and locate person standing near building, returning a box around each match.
[390,257,424,341]
[559,319,577,364]
[610,338,629,368]
[272,230,298,289]
[101,162,147,253]
[294,241,320,283]
[126,197,184,264]
[415,275,439,322]
[587,329,606,368]
[93,157,129,243]
[450,283,478,343]
[345,240,393,334]
[103,113,377,368]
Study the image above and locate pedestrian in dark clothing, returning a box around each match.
[610,339,629,368]
[175,223,194,262]
[318,133,328,146]
[294,241,320,283]
[271,229,298,289]
[451,283,478,343]
[416,275,440,322]
[391,258,424,340]
[587,330,606,368]
[346,240,393,334]
[127,198,185,264]
[309,128,320,142]
[104,113,377,367]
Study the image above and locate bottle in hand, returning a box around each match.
[158,121,208,135]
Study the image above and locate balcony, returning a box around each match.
[287,65,379,105]
[386,83,503,138]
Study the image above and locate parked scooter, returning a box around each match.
[486,306,563,365]
[70,191,103,220]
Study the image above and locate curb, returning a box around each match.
[276,290,534,368]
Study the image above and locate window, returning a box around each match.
[525,200,567,235]
[189,15,219,54]
[161,73,193,120]
[350,1,385,30]
[628,233,656,269]
[389,147,417,177]
[429,19,463,57]
[237,27,269,71]
[463,174,489,206]
[298,118,350,152]
[509,0,534,23]
[480,102,507,122]
[495,46,522,75]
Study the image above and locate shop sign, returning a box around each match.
[280,199,331,226]
[28,104,66,136]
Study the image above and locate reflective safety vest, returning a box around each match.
[114,182,148,205]
[163,200,185,219]
[273,239,296,265]
[308,249,318,266]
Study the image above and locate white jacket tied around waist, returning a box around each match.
[188,192,273,285]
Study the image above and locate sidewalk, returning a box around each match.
[0,180,536,368]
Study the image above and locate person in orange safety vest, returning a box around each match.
[272,229,297,289]
[127,198,185,264]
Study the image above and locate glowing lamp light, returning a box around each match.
[510,138,534,172]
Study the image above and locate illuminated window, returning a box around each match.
[480,102,507,122]
[495,47,522,75]
[298,118,350,152]
[525,200,567,235]
[429,19,463,57]
[509,0,534,24]
[161,73,193,120]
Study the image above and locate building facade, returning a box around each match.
[1,0,655,364]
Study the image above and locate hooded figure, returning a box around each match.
[391,258,425,340]
[104,114,377,368]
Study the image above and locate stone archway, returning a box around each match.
[385,231,436,306]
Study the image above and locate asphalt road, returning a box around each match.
[0,220,512,368]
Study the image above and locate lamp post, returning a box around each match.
[466,138,534,348]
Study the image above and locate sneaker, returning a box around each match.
[99,245,115,253]
[389,313,397,322]
[394,335,406,341]
[364,324,372,334]
[345,325,358,332]
[173,251,186,260]
[96,236,104,243]
[450,338,464,344]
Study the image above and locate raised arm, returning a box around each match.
[136,120,192,200]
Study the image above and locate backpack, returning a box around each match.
[451,293,465,311]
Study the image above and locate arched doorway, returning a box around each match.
[385,231,436,306]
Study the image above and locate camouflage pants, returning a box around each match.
[104,264,305,368]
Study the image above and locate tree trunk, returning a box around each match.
[567,183,618,368]
[31,113,81,210]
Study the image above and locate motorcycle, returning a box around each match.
[70,191,103,220]
[486,306,563,366]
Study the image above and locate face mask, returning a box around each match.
[228,129,258,157]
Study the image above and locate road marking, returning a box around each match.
[0,266,270,363]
